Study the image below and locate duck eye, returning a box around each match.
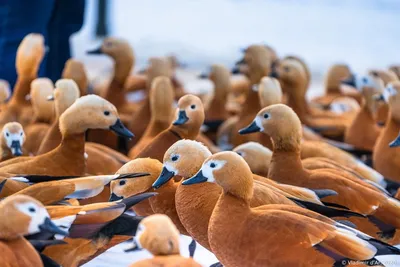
[371,71,378,77]
[236,151,243,156]
[190,105,196,110]
[104,111,110,116]
[171,155,179,162]
[119,180,126,186]
[210,162,216,168]
[284,66,290,72]
[5,132,9,137]
[263,113,269,119]
[20,132,23,136]
[29,207,36,213]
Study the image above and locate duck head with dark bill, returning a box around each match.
[59,94,134,139]
[239,104,302,151]
[152,139,212,189]
[182,151,254,201]
[171,95,205,139]
[1,122,25,156]
[0,195,67,240]
[110,158,163,201]
[126,214,180,256]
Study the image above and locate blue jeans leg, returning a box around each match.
[0,0,54,89]
[46,0,85,83]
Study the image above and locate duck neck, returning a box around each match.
[381,114,400,142]
[241,89,261,117]
[170,125,199,140]
[9,76,35,106]
[287,93,309,124]
[354,104,374,126]
[37,120,62,155]
[210,84,228,110]
[58,132,86,158]
[113,56,132,85]
[0,228,20,240]
[268,141,304,185]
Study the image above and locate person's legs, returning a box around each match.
[0,0,54,89]
[46,0,85,83]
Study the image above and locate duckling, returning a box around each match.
[127,214,201,267]
[240,103,400,243]
[182,151,400,267]
[373,82,400,183]
[0,94,133,181]
[0,34,45,127]
[0,195,67,267]
[0,79,11,104]
[311,64,360,106]
[128,76,175,158]
[134,94,204,162]
[23,78,54,155]
[110,158,188,235]
[61,59,88,96]
[199,64,231,138]
[274,58,356,139]
[0,122,26,162]
[343,74,384,151]
[219,45,273,148]
[153,140,362,252]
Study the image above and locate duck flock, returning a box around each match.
[2,33,400,267]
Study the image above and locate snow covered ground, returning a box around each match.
[75,1,400,266]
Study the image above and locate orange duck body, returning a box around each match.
[181,152,383,267]
[240,104,400,244]
[373,82,400,183]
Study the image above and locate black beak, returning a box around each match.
[124,238,142,253]
[109,192,123,202]
[239,121,261,135]
[110,119,134,139]
[389,132,400,148]
[341,74,356,87]
[39,217,68,236]
[231,66,240,74]
[152,166,175,189]
[373,94,385,102]
[10,140,22,156]
[235,57,246,66]
[87,46,103,55]
[182,170,208,185]
[173,110,189,125]
[269,69,279,79]
[198,72,208,79]
[0,180,6,195]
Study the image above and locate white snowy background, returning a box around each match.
[74,1,400,266]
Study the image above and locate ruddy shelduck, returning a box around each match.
[182,151,400,267]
